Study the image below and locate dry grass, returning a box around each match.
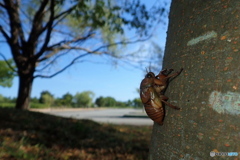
[0,108,152,160]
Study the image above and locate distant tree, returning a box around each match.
[73,91,94,108]
[132,98,142,108]
[0,94,16,108]
[61,93,73,107]
[125,100,133,107]
[3,97,16,103]
[0,95,15,103]
[95,96,105,107]
[116,101,126,107]
[95,96,117,107]
[39,91,54,107]
[0,59,15,87]
[54,93,73,107]
[0,94,4,102]
[31,97,39,103]
[104,97,117,107]
[54,98,63,107]
[0,0,167,109]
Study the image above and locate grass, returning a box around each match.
[30,103,49,109]
[0,102,15,108]
[0,108,152,160]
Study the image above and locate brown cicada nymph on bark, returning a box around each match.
[140,68,183,125]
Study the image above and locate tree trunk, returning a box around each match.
[149,0,240,159]
[15,74,34,110]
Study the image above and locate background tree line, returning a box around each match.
[0,91,142,109]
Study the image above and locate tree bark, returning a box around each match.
[149,0,240,159]
[14,54,36,110]
[15,74,34,110]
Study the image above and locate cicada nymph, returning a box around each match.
[140,68,183,125]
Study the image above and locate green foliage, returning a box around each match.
[70,0,158,35]
[0,102,15,108]
[30,103,49,109]
[67,0,162,54]
[61,93,73,106]
[0,94,16,107]
[95,96,137,108]
[95,96,117,107]
[95,96,104,107]
[125,100,134,107]
[39,91,54,107]
[31,97,39,103]
[53,98,64,107]
[69,0,123,34]
[73,91,94,107]
[116,101,127,107]
[0,94,4,102]
[0,60,15,87]
[0,91,141,108]
[104,96,116,107]
[132,98,143,108]
[53,93,73,107]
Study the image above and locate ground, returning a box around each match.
[0,108,152,160]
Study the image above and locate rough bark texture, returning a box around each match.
[14,56,35,109]
[16,74,33,110]
[149,0,240,159]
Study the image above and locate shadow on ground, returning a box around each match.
[0,108,152,160]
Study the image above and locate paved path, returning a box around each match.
[34,108,153,126]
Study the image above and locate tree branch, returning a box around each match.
[48,33,94,51]
[35,3,78,46]
[34,53,89,78]
[0,2,6,8]
[3,0,25,45]
[35,0,55,60]
[35,45,104,73]
[27,0,49,44]
[0,52,17,73]
[37,33,94,62]
[53,4,77,20]
[34,35,152,79]
[0,25,11,43]
[35,51,70,72]
[91,36,152,55]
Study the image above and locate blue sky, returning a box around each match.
[0,1,170,102]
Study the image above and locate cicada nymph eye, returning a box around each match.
[145,72,155,78]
